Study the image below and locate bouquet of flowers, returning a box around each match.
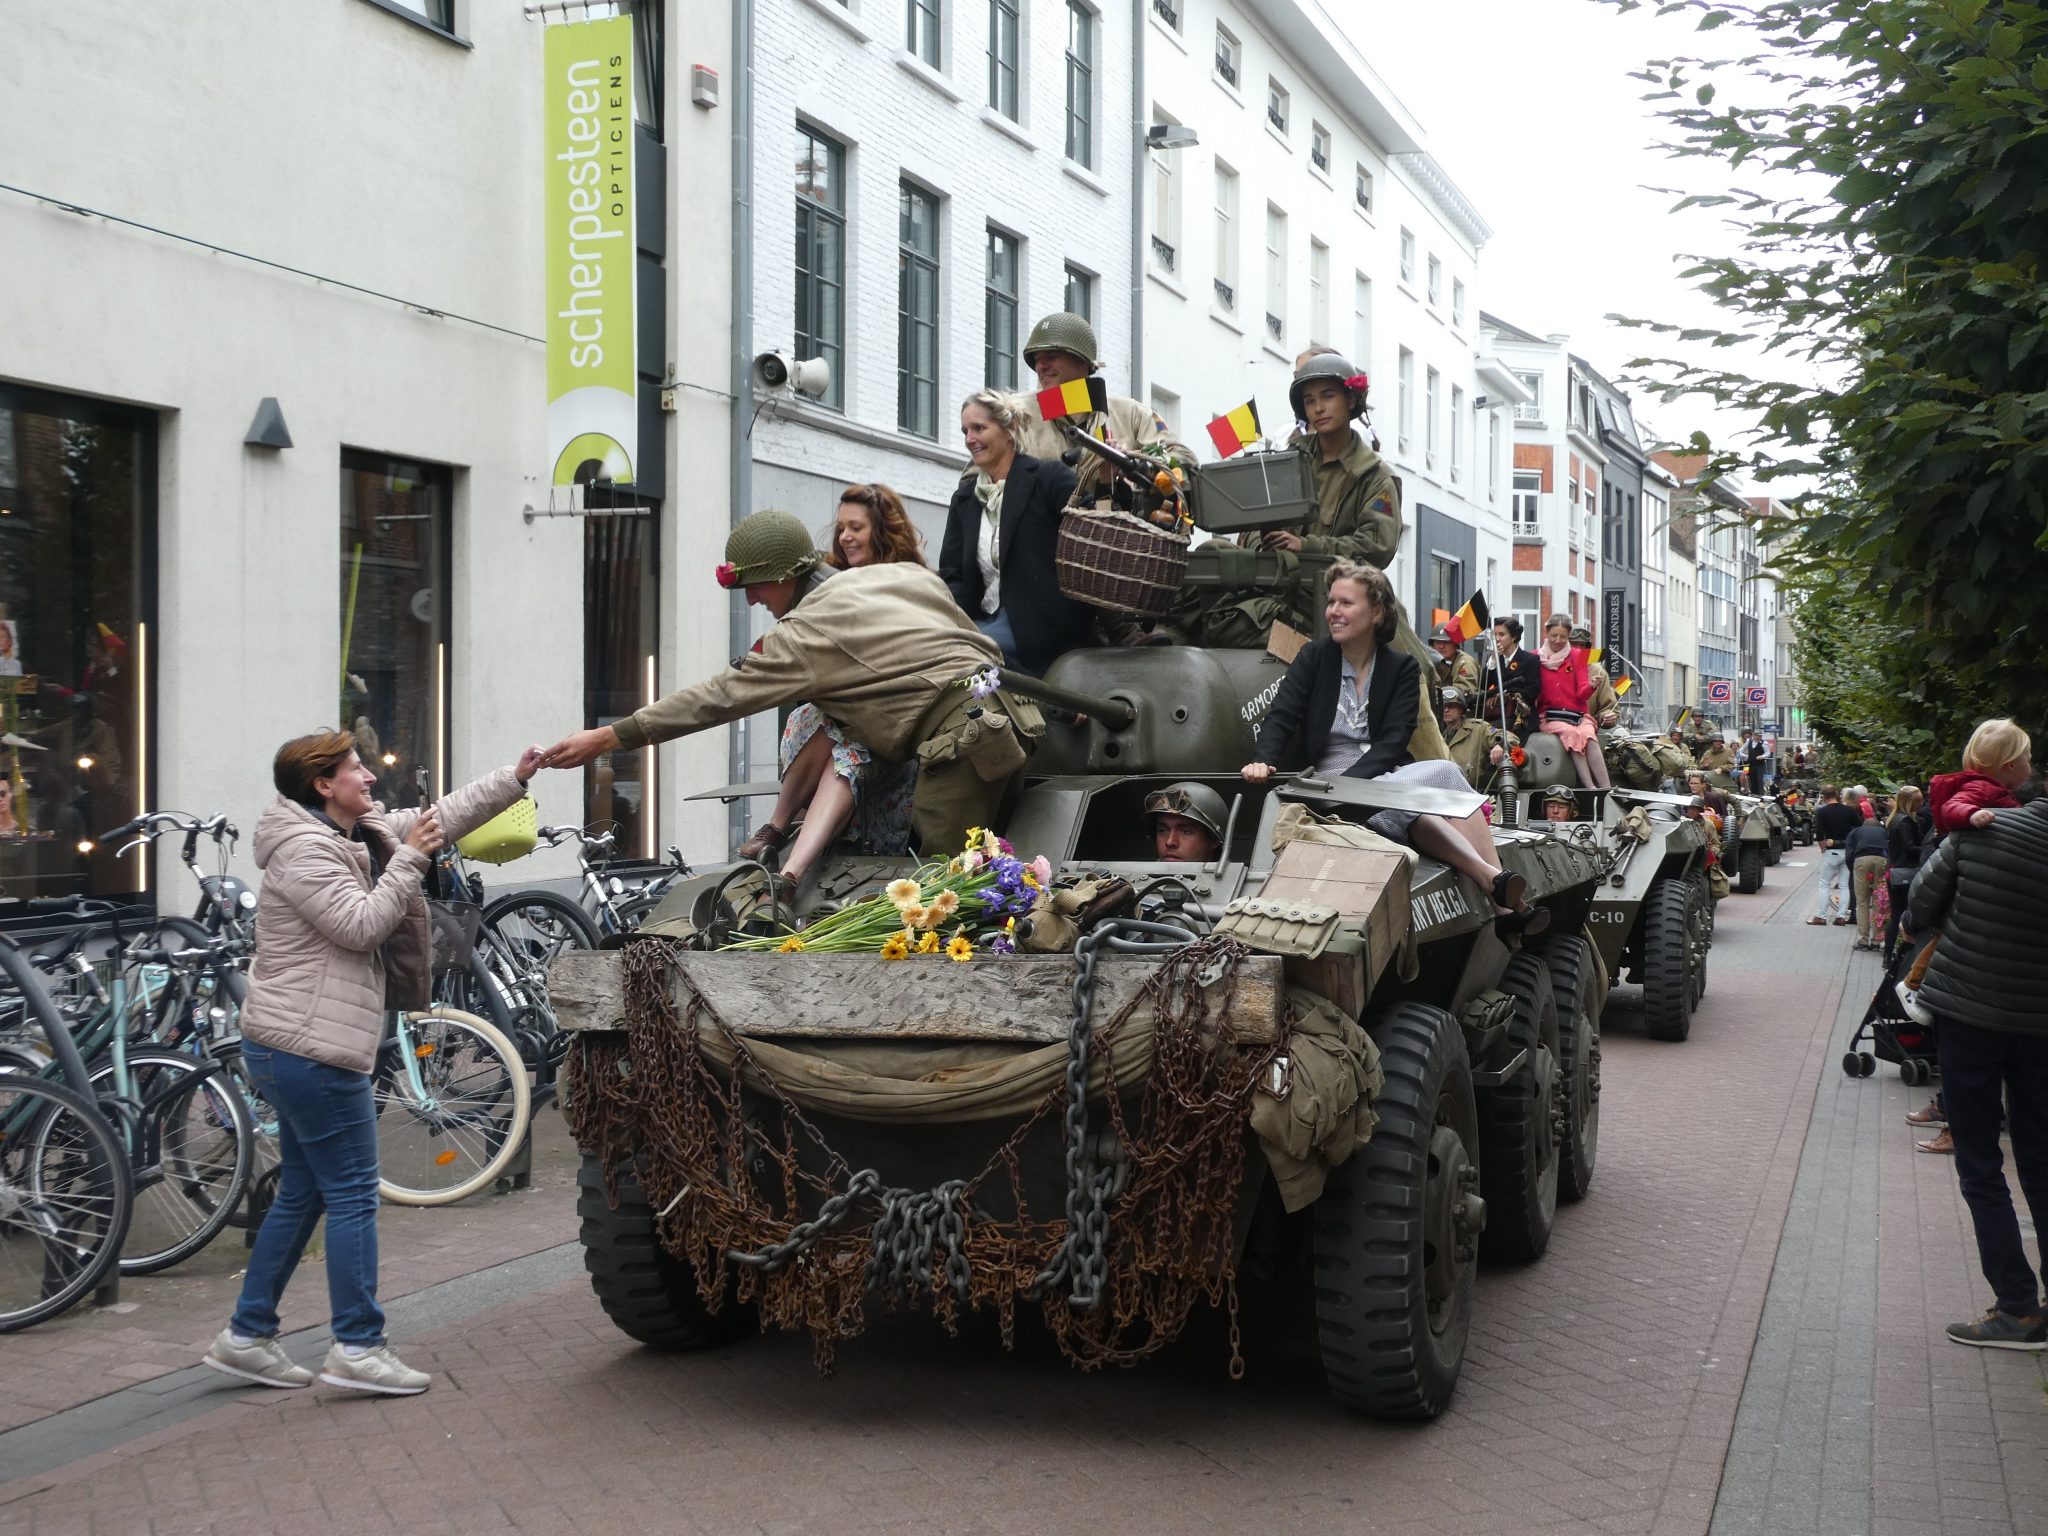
[720,827,1053,961]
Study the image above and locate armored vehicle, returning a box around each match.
[1720,792,1775,893]
[554,490,1611,1420]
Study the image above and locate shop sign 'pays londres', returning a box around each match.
[544,12,637,487]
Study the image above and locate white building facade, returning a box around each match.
[1637,459,1680,725]
[1140,0,1523,633]
[0,0,738,911]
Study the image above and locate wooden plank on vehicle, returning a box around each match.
[547,949,1282,1044]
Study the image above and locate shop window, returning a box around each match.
[584,495,659,857]
[0,385,155,905]
[339,452,451,812]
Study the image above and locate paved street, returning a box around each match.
[1,866,2041,1536]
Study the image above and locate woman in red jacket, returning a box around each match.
[1535,616,1611,790]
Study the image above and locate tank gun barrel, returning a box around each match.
[994,669,1137,731]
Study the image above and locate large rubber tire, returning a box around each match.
[1736,842,1765,894]
[1543,935,1601,1204]
[1640,876,1697,1042]
[1476,953,1560,1262]
[1764,835,1782,866]
[1311,1002,1479,1420]
[1688,878,1713,1005]
[577,1153,757,1351]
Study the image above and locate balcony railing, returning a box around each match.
[1266,104,1287,133]
[1213,277,1234,310]
[1150,234,1177,273]
[1311,144,1330,171]
[1513,401,1542,423]
[1215,53,1238,87]
[1151,0,1179,27]
[1265,311,1283,341]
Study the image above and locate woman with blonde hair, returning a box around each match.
[939,389,1088,674]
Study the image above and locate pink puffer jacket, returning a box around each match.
[239,767,525,1073]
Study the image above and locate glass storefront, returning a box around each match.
[583,496,658,857]
[339,452,451,811]
[0,384,154,906]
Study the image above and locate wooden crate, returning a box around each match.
[1260,839,1412,996]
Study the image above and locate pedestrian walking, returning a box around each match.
[205,732,549,1394]
[1807,784,1859,926]
[1905,787,2048,1351]
[1844,814,1890,950]
[1883,785,1928,962]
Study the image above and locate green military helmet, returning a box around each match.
[1430,622,1458,645]
[1440,686,1469,715]
[1022,312,1100,372]
[721,508,822,586]
[1143,781,1227,843]
[1569,625,1594,649]
[1289,350,1368,423]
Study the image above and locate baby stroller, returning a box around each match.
[1842,940,1937,1085]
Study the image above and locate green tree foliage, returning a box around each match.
[1607,0,2048,759]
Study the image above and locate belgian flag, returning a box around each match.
[1441,591,1490,644]
[1205,399,1262,458]
[1036,376,1110,421]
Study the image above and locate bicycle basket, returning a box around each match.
[427,900,483,973]
[456,796,538,865]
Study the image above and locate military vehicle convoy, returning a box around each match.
[1720,793,1777,893]
[554,514,1623,1420]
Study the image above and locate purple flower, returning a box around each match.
[967,667,1002,700]
[989,936,1016,956]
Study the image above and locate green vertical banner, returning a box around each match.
[544,13,638,486]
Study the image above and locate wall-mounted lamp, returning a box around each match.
[244,398,293,450]
[1146,124,1199,150]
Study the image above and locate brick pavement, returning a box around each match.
[3,864,2042,1536]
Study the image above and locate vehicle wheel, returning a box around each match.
[1477,953,1560,1262]
[1860,1053,1877,1078]
[1736,843,1765,894]
[1640,877,1696,1042]
[577,1153,756,1351]
[1542,935,1601,1204]
[1842,1051,1860,1078]
[1311,1002,1478,1420]
[1764,837,1782,866]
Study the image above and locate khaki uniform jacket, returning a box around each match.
[1296,430,1401,570]
[613,564,1002,761]
[1434,650,1481,699]
[1443,719,1498,790]
[1587,666,1620,724]
[240,767,525,1074]
[1011,395,1193,500]
[1696,741,1736,774]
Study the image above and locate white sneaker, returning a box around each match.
[317,1342,431,1396]
[203,1328,314,1389]
[1896,981,1934,1027]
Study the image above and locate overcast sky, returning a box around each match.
[1336,0,1805,461]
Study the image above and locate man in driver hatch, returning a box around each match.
[1145,781,1226,863]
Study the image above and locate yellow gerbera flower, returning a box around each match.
[946,935,974,962]
[880,931,911,961]
[777,936,806,953]
[886,878,922,911]
[916,930,941,954]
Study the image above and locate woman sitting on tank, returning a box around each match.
[1534,614,1613,792]
[1241,561,1549,938]
[743,485,929,866]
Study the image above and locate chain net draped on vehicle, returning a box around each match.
[564,932,1290,1375]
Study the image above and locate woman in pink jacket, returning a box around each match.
[1534,615,1612,791]
[202,731,547,1396]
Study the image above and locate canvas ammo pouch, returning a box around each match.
[916,685,1045,783]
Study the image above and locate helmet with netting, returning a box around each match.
[724,509,822,585]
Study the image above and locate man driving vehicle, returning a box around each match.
[1145,781,1226,864]
[1539,783,1579,823]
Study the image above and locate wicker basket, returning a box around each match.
[1054,508,1189,617]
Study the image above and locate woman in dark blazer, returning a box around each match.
[1243,560,1546,936]
[940,390,1092,676]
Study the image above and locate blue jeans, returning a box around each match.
[228,1041,385,1346]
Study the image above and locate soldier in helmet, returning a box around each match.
[1440,687,1505,792]
[1539,784,1579,824]
[1430,622,1482,698]
[1144,781,1227,863]
[1011,311,1192,499]
[541,510,1040,873]
[1569,624,1623,728]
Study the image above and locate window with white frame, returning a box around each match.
[1149,108,1181,274]
[1308,239,1329,345]
[984,226,1020,389]
[1450,384,1465,480]
[1397,346,1414,452]
[1352,272,1372,371]
[1398,227,1415,287]
[1064,262,1095,324]
[1149,384,1180,433]
[1451,277,1466,330]
[1354,166,1374,217]
[1214,23,1240,88]
[1426,255,1442,310]
[906,0,940,66]
[1212,161,1239,313]
[793,123,846,411]
[1566,475,1580,544]
[1266,78,1289,135]
[1513,369,1543,422]
[1310,121,1331,173]
[1511,585,1543,641]
[1064,3,1094,168]
[1150,0,1180,32]
[988,0,1019,119]
[1513,470,1541,534]
[1425,366,1440,468]
[1263,204,1287,343]
[1486,409,1500,500]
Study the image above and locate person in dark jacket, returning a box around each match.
[1482,616,1541,737]
[1883,785,1928,960]
[939,389,1090,676]
[1242,561,1546,939]
[1843,814,1890,949]
[1905,796,2048,1351]
[1808,785,1862,925]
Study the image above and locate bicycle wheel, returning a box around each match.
[432,953,517,1038]
[375,1009,532,1207]
[0,1074,133,1331]
[82,1050,254,1274]
[210,1040,279,1228]
[481,889,599,967]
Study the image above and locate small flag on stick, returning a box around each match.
[1036,376,1110,421]
[1205,399,1262,458]
[1614,675,1634,696]
[1440,591,1490,644]
[1676,706,1692,729]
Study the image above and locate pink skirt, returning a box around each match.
[1541,716,1599,754]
